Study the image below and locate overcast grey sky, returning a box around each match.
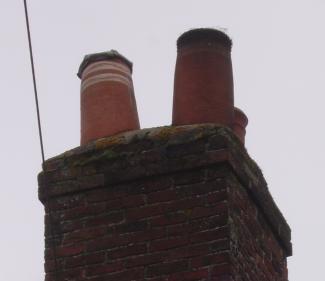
[1,0,324,280]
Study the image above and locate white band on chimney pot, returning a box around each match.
[82,61,131,79]
[81,72,132,93]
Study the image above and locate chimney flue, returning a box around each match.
[78,50,140,145]
[172,28,234,128]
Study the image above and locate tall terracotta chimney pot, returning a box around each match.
[78,50,140,145]
[233,107,248,144]
[172,28,234,127]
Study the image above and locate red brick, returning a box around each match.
[63,226,106,244]
[122,227,166,244]
[87,268,144,281]
[103,194,146,211]
[44,258,64,273]
[173,169,205,185]
[190,227,228,243]
[60,220,84,233]
[166,214,228,238]
[206,190,228,204]
[58,203,106,220]
[47,194,85,211]
[86,188,127,203]
[129,176,173,194]
[149,236,188,252]
[205,166,229,180]
[211,263,232,276]
[191,252,230,268]
[115,220,148,233]
[78,174,104,189]
[167,223,190,236]
[148,189,178,203]
[121,194,146,208]
[190,214,229,232]
[108,243,147,259]
[163,196,205,212]
[125,252,167,268]
[210,274,233,281]
[65,252,105,268]
[210,239,230,252]
[176,180,227,196]
[146,260,189,277]
[101,199,120,210]
[87,235,128,252]
[86,261,124,276]
[126,205,164,221]
[168,268,209,281]
[84,211,124,227]
[168,243,210,260]
[46,244,85,258]
[45,267,84,281]
[150,212,187,227]
[145,278,165,281]
[190,202,227,219]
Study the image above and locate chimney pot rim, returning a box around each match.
[77,49,133,78]
[177,28,232,50]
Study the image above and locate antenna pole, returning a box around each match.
[23,0,45,164]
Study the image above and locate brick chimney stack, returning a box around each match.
[38,29,291,281]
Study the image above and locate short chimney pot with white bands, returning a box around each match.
[78,50,140,145]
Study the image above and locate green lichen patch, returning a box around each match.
[149,126,185,142]
[95,135,125,150]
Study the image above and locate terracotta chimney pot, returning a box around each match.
[78,50,140,145]
[172,28,234,127]
[233,107,248,144]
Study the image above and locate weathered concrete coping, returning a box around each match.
[38,124,292,256]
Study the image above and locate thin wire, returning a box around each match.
[23,0,45,164]
[23,1,59,281]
